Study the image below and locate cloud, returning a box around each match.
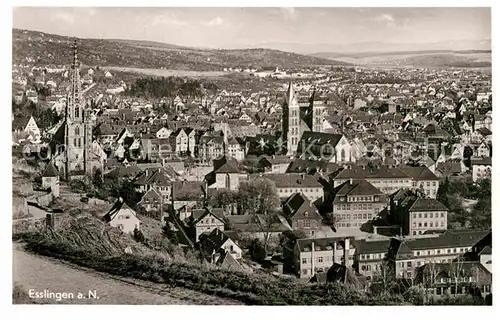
[280,7,298,21]
[374,13,396,27]
[202,16,224,26]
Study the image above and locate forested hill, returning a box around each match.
[13,29,349,71]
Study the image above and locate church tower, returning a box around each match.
[63,39,92,178]
[282,80,300,155]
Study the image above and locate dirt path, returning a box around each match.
[13,243,241,305]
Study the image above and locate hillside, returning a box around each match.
[12,29,347,71]
[312,50,491,68]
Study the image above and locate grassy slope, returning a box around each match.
[13,29,347,71]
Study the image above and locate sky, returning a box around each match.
[12,7,491,53]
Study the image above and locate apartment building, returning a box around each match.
[415,261,492,299]
[354,239,391,280]
[399,166,440,199]
[326,179,386,229]
[259,173,324,202]
[387,230,489,279]
[294,237,356,279]
[331,165,413,195]
[282,193,323,237]
[408,199,448,236]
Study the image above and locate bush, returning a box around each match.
[18,228,486,306]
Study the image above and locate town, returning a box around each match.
[12,29,492,305]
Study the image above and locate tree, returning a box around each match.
[463,146,474,168]
[322,212,339,232]
[248,238,266,262]
[469,197,491,229]
[133,227,145,243]
[207,189,236,213]
[436,177,450,207]
[162,222,179,245]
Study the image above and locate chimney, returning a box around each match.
[311,241,315,277]
[349,178,353,185]
[373,226,378,235]
[344,238,351,268]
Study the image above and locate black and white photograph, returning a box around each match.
[9,4,493,307]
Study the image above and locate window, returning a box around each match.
[441,221,444,227]
[412,213,416,219]
[407,261,412,267]
[424,213,428,218]
[361,265,366,271]
[75,126,80,136]
[430,222,433,227]
[302,258,307,264]
[400,262,405,268]
[424,222,427,227]
[418,223,422,227]
[447,249,451,254]
[302,269,308,275]
[441,212,444,218]
[318,257,323,263]
[419,213,422,218]
[407,272,412,278]
[433,181,437,187]
[426,182,430,187]
[75,107,80,118]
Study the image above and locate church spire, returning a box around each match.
[72,38,79,69]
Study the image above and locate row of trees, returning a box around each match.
[124,76,218,100]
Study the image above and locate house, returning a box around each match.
[198,228,242,261]
[407,198,449,236]
[137,187,164,213]
[282,193,322,237]
[204,156,244,191]
[296,132,354,164]
[104,70,113,78]
[171,128,193,155]
[41,161,60,197]
[415,261,491,299]
[294,237,356,279]
[471,157,492,182]
[226,214,292,240]
[324,179,386,229]
[23,116,41,142]
[156,127,172,139]
[133,168,173,199]
[186,207,225,242]
[387,230,490,279]
[103,198,141,234]
[254,173,324,202]
[227,137,245,161]
[474,141,491,158]
[474,114,492,131]
[310,263,368,291]
[258,155,292,174]
[354,239,391,280]
[399,166,440,199]
[198,135,225,163]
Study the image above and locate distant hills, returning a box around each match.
[311,49,491,68]
[12,29,349,71]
